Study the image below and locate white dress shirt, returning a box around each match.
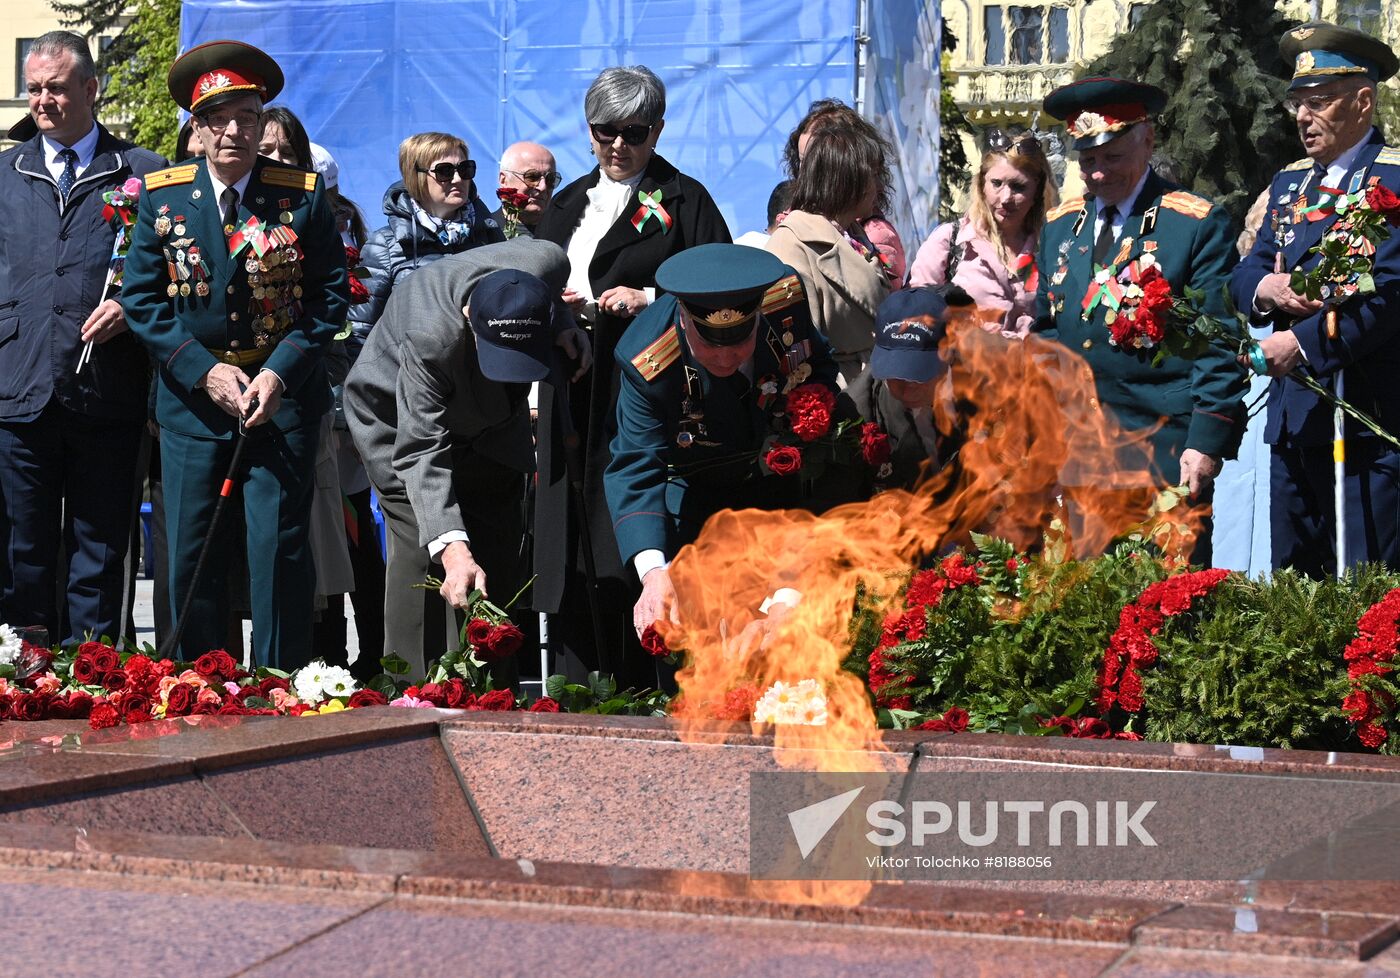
[1092,165,1153,247]
[565,169,646,321]
[41,122,100,181]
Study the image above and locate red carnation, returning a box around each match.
[473,689,517,712]
[466,618,493,648]
[1367,183,1400,225]
[713,684,761,722]
[89,702,120,730]
[481,623,524,661]
[764,444,803,476]
[640,624,669,657]
[859,422,891,466]
[347,688,388,709]
[165,683,198,717]
[786,383,835,441]
[528,697,561,713]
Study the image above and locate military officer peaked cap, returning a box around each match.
[168,40,284,114]
[656,243,788,346]
[1043,77,1167,150]
[1281,21,1398,91]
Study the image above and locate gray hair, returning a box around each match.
[584,66,666,126]
[29,31,97,84]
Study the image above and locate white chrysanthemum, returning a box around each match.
[753,679,827,726]
[319,665,357,699]
[0,624,20,667]
[292,660,330,702]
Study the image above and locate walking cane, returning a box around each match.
[549,373,613,677]
[1328,308,1347,579]
[158,395,259,661]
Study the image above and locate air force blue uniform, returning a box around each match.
[605,279,837,566]
[1230,130,1400,574]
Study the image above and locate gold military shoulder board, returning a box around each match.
[261,166,319,192]
[1160,190,1212,220]
[1376,148,1400,166]
[761,273,805,315]
[1282,157,1313,172]
[1046,197,1085,222]
[144,164,199,190]
[631,325,680,381]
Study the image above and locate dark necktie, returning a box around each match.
[56,148,77,204]
[221,187,240,236]
[1092,204,1118,267]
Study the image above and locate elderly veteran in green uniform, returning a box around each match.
[1034,77,1246,560]
[606,243,837,641]
[121,41,348,667]
[1232,23,1400,577]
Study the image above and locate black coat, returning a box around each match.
[531,153,730,613]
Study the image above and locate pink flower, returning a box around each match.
[32,674,61,695]
[269,688,299,711]
[223,682,243,697]
[121,176,143,196]
[389,694,435,709]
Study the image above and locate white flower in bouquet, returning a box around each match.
[0,624,19,667]
[753,679,828,726]
[319,665,357,699]
[292,660,330,702]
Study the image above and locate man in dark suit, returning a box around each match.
[121,41,348,667]
[0,31,165,644]
[344,238,589,675]
[606,244,837,642]
[532,65,731,678]
[1231,22,1400,576]
[1035,77,1247,561]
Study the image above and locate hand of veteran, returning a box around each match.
[1239,329,1306,379]
[1177,448,1221,498]
[556,326,593,381]
[79,299,129,344]
[634,565,677,638]
[1255,272,1324,320]
[440,541,488,606]
[239,369,284,427]
[203,362,253,418]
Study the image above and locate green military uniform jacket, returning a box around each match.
[1032,169,1246,485]
[604,273,838,565]
[121,156,349,438]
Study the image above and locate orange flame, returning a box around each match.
[663,323,1207,903]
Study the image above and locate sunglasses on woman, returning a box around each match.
[418,160,477,182]
[590,123,653,146]
[986,131,1044,156]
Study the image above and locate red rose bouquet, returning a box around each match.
[496,187,531,239]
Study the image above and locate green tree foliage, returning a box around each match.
[1085,0,1301,226]
[940,20,974,220]
[50,0,180,158]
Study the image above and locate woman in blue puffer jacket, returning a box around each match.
[348,131,505,347]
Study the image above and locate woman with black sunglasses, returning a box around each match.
[533,65,730,685]
[350,131,505,335]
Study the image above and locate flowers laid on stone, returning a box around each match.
[1342,586,1400,749]
[752,679,828,726]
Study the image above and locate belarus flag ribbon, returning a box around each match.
[630,189,673,234]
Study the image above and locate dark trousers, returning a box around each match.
[376,450,528,678]
[1271,440,1400,577]
[314,487,386,681]
[160,421,317,670]
[0,401,143,644]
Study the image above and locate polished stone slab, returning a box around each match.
[1134,905,1400,960]
[202,734,489,855]
[442,716,911,874]
[0,774,250,839]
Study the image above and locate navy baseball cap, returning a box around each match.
[656,243,789,346]
[469,268,557,383]
[869,286,968,384]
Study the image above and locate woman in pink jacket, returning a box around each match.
[909,132,1057,337]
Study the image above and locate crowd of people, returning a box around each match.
[3,18,1398,685]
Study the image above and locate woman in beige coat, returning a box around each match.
[766,124,891,385]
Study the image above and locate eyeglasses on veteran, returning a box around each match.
[198,109,263,133]
[418,160,477,182]
[1282,89,1354,116]
[502,168,562,189]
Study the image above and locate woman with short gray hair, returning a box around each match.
[533,64,730,684]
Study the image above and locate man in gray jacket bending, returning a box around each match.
[344,237,589,674]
